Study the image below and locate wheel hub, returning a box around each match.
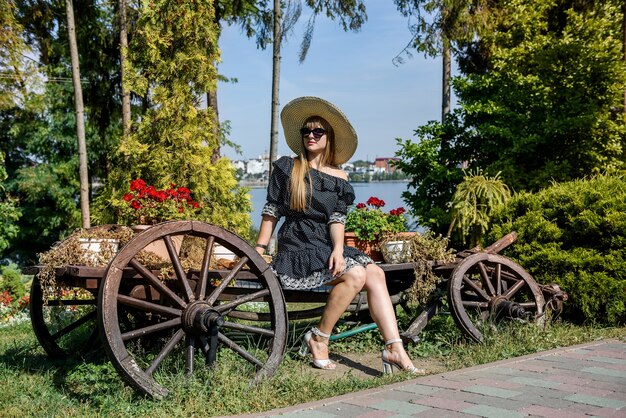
[182,301,224,334]
[490,296,527,318]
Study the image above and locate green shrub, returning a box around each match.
[0,263,25,306]
[487,174,626,325]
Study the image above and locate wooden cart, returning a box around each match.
[27,221,563,399]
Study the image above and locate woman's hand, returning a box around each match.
[328,248,345,277]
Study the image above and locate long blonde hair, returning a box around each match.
[289,116,336,212]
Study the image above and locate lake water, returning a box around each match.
[247,181,415,229]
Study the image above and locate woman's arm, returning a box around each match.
[256,214,277,255]
[328,221,346,277]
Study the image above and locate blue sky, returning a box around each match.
[217,1,449,162]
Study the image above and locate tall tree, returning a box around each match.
[395,0,626,237]
[119,0,130,135]
[393,0,493,122]
[267,0,367,174]
[2,0,123,262]
[65,0,90,228]
[94,0,252,236]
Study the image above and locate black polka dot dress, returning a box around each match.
[262,156,373,290]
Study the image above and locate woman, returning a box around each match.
[255,96,422,374]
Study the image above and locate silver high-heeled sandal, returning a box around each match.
[381,338,424,375]
[298,327,335,369]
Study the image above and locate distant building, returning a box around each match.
[374,157,400,173]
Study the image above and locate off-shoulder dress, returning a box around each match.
[261,156,373,290]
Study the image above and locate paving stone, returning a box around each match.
[462,394,528,411]
[518,405,589,418]
[588,380,626,393]
[464,378,524,390]
[345,396,386,407]
[381,390,422,403]
[462,404,526,418]
[369,399,430,415]
[409,395,476,412]
[509,376,560,389]
[352,410,396,418]
[413,409,477,417]
[396,384,444,396]
[268,410,338,418]
[513,384,582,400]
[418,378,472,390]
[554,382,612,396]
[584,406,626,417]
[510,393,575,409]
[315,402,377,418]
[588,356,626,365]
[463,385,522,399]
[582,367,626,378]
[544,374,591,386]
[565,393,626,409]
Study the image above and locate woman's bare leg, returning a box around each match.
[307,267,367,365]
[363,264,417,370]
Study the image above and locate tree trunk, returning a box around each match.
[442,37,451,123]
[65,0,90,228]
[623,2,625,113]
[208,89,220,163]
[269,0,282,178]
[119,0,131,134]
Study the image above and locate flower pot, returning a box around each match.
[131,225,184,261]
[213,243,236,261]
[78,238,120,264]
[381,232,417,264]
[344,232,384,262]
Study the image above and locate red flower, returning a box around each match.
[366,196,385,208]
[123,193,133,202]
[390,207,406,216]
[130,179,146,191]
[356,202,366,209]
[130,200,142,210]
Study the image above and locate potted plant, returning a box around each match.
[117,179,201,226]
[115,179,202,259]
[345,196,410,261]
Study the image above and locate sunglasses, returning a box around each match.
[300,127,326,138]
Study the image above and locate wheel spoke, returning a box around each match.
[164,235,195,302]
[461,300,489,308]
[185,336,195,375]
[145,328,185,376]
[129,258,186,308]
[502,279,525,299]
[477,262,496,296]
[121,317,182,341]
[196,236,215,300]
[117,294,182,318]
[51,310,96,340]
[461,275,490,301]
[222,321,275,337]
[215,289,270,314]
[495,263,502,295]
[218,332,264,368]
[206,256,249,305]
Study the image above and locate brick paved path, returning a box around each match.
[229,339,626,418]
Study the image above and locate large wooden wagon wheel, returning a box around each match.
[98,221,288,399]
[30,275,99,358]
[447,253,545,343]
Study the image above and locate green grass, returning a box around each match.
[0,315,624,417]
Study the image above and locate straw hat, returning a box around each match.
[280,96,358,165]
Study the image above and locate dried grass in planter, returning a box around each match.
[379,231,456,305]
